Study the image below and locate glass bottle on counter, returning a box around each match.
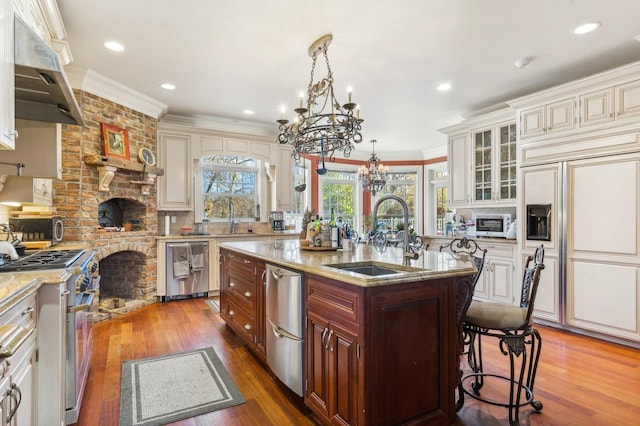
[329,208,338,247]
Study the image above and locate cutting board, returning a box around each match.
[21,241,52,250]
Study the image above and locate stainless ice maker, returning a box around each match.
[265,264,304,396]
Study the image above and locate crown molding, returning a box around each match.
[160,114,277,138]
[65,67,168,118]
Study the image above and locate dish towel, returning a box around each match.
[190,244,205,272]
[172,244,191,278]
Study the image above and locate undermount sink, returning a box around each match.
[325,261,426,277]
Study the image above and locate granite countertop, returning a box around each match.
[0,269,71,315]
[219,238,476,287]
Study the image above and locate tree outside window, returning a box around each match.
[320,170,356,228]
[374,172,417,232]
[200,156,258,221]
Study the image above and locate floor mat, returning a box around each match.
[119,347,245,425]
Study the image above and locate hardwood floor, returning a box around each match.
[77,297,640,425]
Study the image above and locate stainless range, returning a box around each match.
[0,248,100,424]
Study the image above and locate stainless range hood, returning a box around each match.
[14,15,85,126]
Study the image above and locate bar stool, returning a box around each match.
[461,245,545,425]
[439,237,488,410]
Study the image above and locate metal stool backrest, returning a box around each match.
[520,244,545,327]
[439,237,487,290]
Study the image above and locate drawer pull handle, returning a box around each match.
[22,306,35,316]
[243,259,251,264]
[244,324,252,330]
[229,282,235,287]
[229,310,234,316]
[244,291,252,298]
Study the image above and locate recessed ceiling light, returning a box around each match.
[160,83,176,90]
[104,41,124,52]
[573,22,600,35]
[437,83,452,91]
[514,58,531,69]
[243,110,255,115]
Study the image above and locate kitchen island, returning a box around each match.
[219,238,477,426]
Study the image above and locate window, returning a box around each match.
[434,171,449,234]
[197,155,260,222]
[373,171,418,232]
[319,169,358,230]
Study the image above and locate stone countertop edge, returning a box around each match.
[156,231,300,240]
[219,238,477,288]
[0,269,72,314]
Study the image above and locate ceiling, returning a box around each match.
[56,0,640,159]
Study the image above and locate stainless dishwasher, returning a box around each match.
[165,241,209,300]
[265,264,304,396]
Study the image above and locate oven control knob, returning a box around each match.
[87,258,99,275]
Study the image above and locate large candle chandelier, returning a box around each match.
[277,34,363,165]
[358,139,388,195]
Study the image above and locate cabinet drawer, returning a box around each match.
[225,299,255,344]
[0,291,37,330]
[483,242,515,258]
[227,270,256,311]
[306,276,360,324]
[227,252,256,276]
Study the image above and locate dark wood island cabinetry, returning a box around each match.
[220,249,267,363]
[219,240,476,425]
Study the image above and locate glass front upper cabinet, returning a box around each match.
[498,123,517,201]
[474,129,492,201]
[472,122,516,204]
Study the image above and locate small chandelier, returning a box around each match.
[358,139,388,195]
[277,34,363,164]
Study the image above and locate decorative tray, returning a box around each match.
[300,246,338,251]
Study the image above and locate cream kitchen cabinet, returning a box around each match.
[579,80,640,127]
[7,332,36,426]
[614,79,640,120]
[520,98,576,139]
[1,0,16,149]
[467,241,515,303]
[471,121,516,205]
[12,0,48,43]
[425,236,516,304]
[276,145,295,211]
[441,108,516,207]
[37,282,69,426]
[447,132,471,207]
[579,88,615,127]
[0,288,38,426]
[157,131,193,210]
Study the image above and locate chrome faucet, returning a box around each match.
[371,195,420,265]
[229,199,238,234]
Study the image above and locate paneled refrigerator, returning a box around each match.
[521,152,640,346]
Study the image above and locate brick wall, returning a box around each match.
[59,90,159,303]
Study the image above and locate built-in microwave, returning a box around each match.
[472,213,513,238]
[9,216,63,246]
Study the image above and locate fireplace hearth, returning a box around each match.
[57,90,160,312]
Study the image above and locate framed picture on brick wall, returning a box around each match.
[101,123,130,161]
